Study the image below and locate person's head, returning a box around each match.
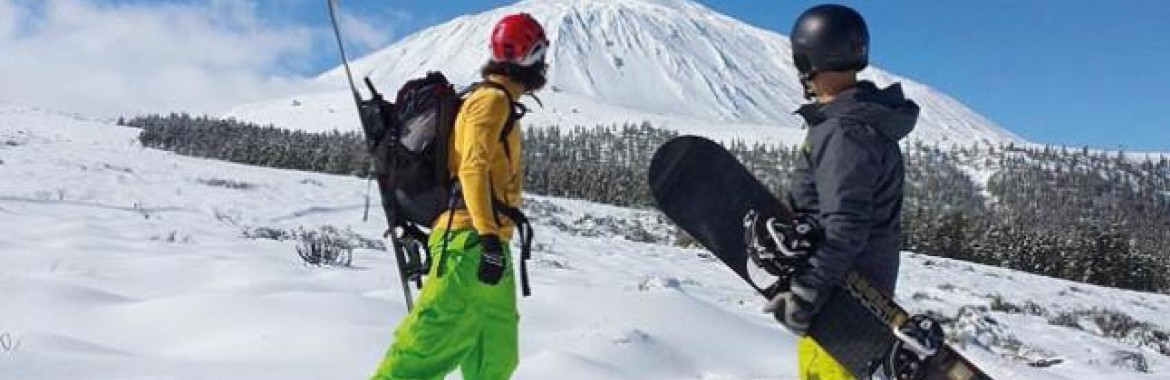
[790,4,868,103]
[482,13,550,93]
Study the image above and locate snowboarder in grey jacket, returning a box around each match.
[761,4,920,378]
[786,79,918,298]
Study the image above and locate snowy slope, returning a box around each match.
[5,106,1170,379]
[227,0,1020,146]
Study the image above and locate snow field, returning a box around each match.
[2,104,1169,379]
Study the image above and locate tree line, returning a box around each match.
[125,114,1170,293]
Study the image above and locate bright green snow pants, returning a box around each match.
[798,336,854,380]
[370,229,519,380]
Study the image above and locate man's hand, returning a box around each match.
[763,279,825,336]
[478,234,507,285]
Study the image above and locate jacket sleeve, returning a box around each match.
[456,89,511,237]
[787,142,819,214]
[804,122,881,290]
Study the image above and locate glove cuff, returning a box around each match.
[790,278,821,305]
[481,234,504,254]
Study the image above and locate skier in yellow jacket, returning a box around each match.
[370,13,549,380]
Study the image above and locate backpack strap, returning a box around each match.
[470,81,527,157]
[451,81,534,297]
[492,199,534,297]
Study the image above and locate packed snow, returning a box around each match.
[4,104,1170,379]
[227,0,1020,147]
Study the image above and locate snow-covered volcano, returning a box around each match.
[229,0,1020,145]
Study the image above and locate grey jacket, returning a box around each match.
[788,81,919,296]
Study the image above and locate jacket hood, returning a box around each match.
[809,81,919,142]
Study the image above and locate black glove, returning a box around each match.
[478,234,507,285]
[764,278,825,336]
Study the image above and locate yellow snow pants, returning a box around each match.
[798,336,855,380]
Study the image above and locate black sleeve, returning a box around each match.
[787,140,818,214]
[803,122,881,290]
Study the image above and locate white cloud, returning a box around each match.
[0,5,9,38]
[0,0,401,118]
[338,8,395,54]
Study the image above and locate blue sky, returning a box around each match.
[310,0,1170,151]
[4,0,1169,151]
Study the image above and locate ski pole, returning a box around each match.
[326,0,416,311]
[326,0,362,106]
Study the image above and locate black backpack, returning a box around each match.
[359,72,535,296]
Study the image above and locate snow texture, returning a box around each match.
[4,101,1170,379]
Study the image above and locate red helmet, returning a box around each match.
[490,13,549,67]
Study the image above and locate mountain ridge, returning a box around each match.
[229,0,1020,145]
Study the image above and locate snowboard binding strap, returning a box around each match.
[892,315,944,358]
[743,210,821,296]
[764,214,819,258]
[871,314,946,380]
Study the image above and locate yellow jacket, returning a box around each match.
[432,75,524,239]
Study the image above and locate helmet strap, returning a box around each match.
[799,72,817,100]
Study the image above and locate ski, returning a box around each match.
[326,0,423,311]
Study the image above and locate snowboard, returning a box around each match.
[649,136,992,380]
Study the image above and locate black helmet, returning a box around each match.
[791,4,869,78]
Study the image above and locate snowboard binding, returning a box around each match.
[400,234,428,286]
[742,210,820,296]
[385,223,431,309]
[871,314,946,380]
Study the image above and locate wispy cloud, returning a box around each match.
[337,6,408,55]
[0,0,404,118]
